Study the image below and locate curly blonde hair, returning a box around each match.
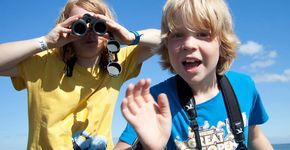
[158,0,240,75]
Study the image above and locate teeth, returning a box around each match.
[185,60,196,63]
[182,59,201,67]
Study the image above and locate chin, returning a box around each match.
[181,72,204,84]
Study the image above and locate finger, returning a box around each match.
[133,79,147,106]
[141,78,151,95]
[126,84,139,115]
[133,79,145,97]
[141,79,152,101]
[94,14,111,23]
[126,84,134,99]
[61,15,81,28]
[157,93,171,118]
[94,14,120,32]
[59,27,72,34]
[121,98,135,123]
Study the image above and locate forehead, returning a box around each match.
[69,6,94,17]
[168,11,199,33]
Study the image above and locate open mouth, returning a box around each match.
[182,59,202,70]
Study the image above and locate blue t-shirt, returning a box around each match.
[119,71,269,149]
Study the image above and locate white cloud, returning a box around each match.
[267,50,277,59]
[238,41,278,71]
[250,60,275,69]
[253,69,290,83]
[238,41,263,55]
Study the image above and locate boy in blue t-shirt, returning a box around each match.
[115,0,273,149]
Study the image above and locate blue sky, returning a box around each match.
[1,0,290,149]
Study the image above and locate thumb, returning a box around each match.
[157,93,171,118]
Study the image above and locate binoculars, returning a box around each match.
[106,39,122,77]
[71,14,122,77]
[72,14,107,36]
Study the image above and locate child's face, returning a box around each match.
[69,6,108,60]
[166,16,220,84]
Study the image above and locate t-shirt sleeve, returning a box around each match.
[11,51,48,91]
[119,123,138,145]
[117,45,143,81]
[248,79,269,126]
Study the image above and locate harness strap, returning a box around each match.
[217,75,247,149]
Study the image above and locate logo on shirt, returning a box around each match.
[175,113,247,150]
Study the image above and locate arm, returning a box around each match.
[117,79,171,150]
[0,38,44,76]
[248,125,273,150]
[0,15,81,77]
[114,141,131,150]
[134,29,161,64]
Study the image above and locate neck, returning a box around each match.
[76,55,100,68]
[190,74,219,104]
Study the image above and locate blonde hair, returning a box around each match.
[159,0,240,74]
[54,0,115,76]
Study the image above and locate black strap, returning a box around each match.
[176,74,247,150]
[175,75,202,150]
[217,75,247,149]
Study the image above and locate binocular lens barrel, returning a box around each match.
[72,20,88,36]
[72,14,107,36]
[93,20,107,35]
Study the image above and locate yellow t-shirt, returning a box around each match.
[12,45,142,150]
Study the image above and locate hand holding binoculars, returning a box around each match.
[72,14,122,77]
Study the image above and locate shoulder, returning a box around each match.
[225,71,257,94]
[119,45,138,57]
[150,75,177,97]
[33,48,60,61]
[225,71,254,85]
[19,49,60,69]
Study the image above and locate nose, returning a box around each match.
[181,35,198,51]
[86,29,97,37]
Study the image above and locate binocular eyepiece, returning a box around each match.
[72,14,107,36]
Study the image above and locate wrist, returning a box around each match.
[129,31,143,45]
[37,36,49,51]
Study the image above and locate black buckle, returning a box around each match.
[234,122,244,143]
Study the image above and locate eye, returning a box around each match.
[195,31,211,40]
[169,32,185,40]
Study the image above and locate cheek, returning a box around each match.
[71,41,81,51]
[202,43,220,65]
[167,47,177,62]
[211,42,220,61]
[167,42,180,55]
[167,48,179,71]
[167,42,182,65]
[98,37,108,47]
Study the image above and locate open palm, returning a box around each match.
[121,79,172,150]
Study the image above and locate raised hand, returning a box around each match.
[93,14,137,45]
[44,15,82,49]
[121,79,172,150]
